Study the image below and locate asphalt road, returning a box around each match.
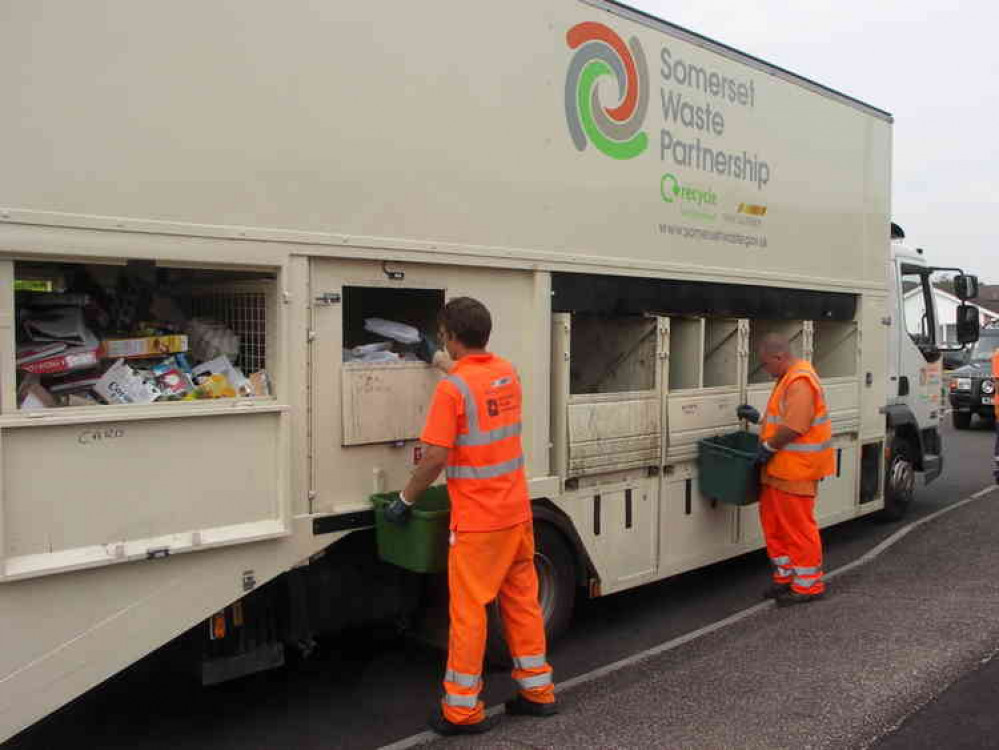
[5,417,996,750]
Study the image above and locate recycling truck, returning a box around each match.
[0,0,979,741]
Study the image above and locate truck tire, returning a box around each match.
[485,522,577,668]
[881,437,916,521]
[952,411,972,430]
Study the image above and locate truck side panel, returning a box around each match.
[0,1,888,292]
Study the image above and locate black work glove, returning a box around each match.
[755,442,777,466]
[384,493,413,526]
[414,333,439,365]
[736,404,761,424]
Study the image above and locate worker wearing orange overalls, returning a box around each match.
[384,297,556,736]
[993,349,999,484]
[736,334,835,607]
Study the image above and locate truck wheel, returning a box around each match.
[485,522,577,668]
[881,437,915,521]
[952,411,972,430]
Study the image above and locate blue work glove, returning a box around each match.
[736,404,761,424]
[414,333,439,365]
[755,441,777,466]
[383,492,413,526]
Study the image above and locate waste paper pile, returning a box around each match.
[342,318,425,364]
[14,266,270,410]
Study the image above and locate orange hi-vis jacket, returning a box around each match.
[992,349,999,420]
[760,359,835,482]
[421,353,531,532]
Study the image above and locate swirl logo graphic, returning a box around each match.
[565,22,649,160]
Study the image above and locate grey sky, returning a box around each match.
[632,1,998,283]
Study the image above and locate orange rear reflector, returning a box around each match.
[210,612,226,641]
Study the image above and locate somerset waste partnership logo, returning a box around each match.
[564,22,649,160]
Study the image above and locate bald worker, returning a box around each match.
[736,335,835,606]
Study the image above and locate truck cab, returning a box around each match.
[884,224,979,517]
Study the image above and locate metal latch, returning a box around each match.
[314,292,341,306]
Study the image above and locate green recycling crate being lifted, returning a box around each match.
[697,431,762,506]
[371,486,451,574]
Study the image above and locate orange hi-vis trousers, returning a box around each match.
[442,521,555,725]
[759,485,825,595]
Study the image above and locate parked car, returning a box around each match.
[948,328,999,429]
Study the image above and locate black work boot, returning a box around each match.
[775,588,825,608]
[505,694,559,717]
[763,582,791,600]
[427,710,499,736]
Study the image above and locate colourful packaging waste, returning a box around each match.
[94,359,162,404]
[100,335,189,360]
[19,346,99,375]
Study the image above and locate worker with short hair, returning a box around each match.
[385,296,556,736]
[736,334,834,606]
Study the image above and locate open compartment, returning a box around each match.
[747,319,805,384]
[665,317,742,464]
[2,257,289,580]
[668,317,703,391]
[555,314,662,478]
[342,286,443,364]
[11,260,277,411]
[703,318,740,388]
[570,314,657,395]
[339,285,444,446]
[812,320,859,379]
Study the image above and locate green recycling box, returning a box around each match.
[697,431,761,506]
[371,486,451,573]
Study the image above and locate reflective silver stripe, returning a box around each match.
[446,454,525,480]
[766,414,829,427]
[784,441,832,453]
[776,567,792,578]
[771,556,791,565]
[457,422,522,446]
[445,669,481,688]
[793,577,822,589]
[794,566,822,575]
[512,654,547,670]
[516,673,553,690]
[443,692,479,708]
[446,374,523,447]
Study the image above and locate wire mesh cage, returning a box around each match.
[185,285,270,374]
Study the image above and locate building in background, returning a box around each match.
[904,286,999,344]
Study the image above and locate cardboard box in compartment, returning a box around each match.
[20,346,99,375]
[100,335,189,360]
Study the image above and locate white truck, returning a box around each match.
[0,0,979,741]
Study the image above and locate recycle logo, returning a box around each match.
[564,21,649,160]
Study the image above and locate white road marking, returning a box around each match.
[377,485,998,750]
